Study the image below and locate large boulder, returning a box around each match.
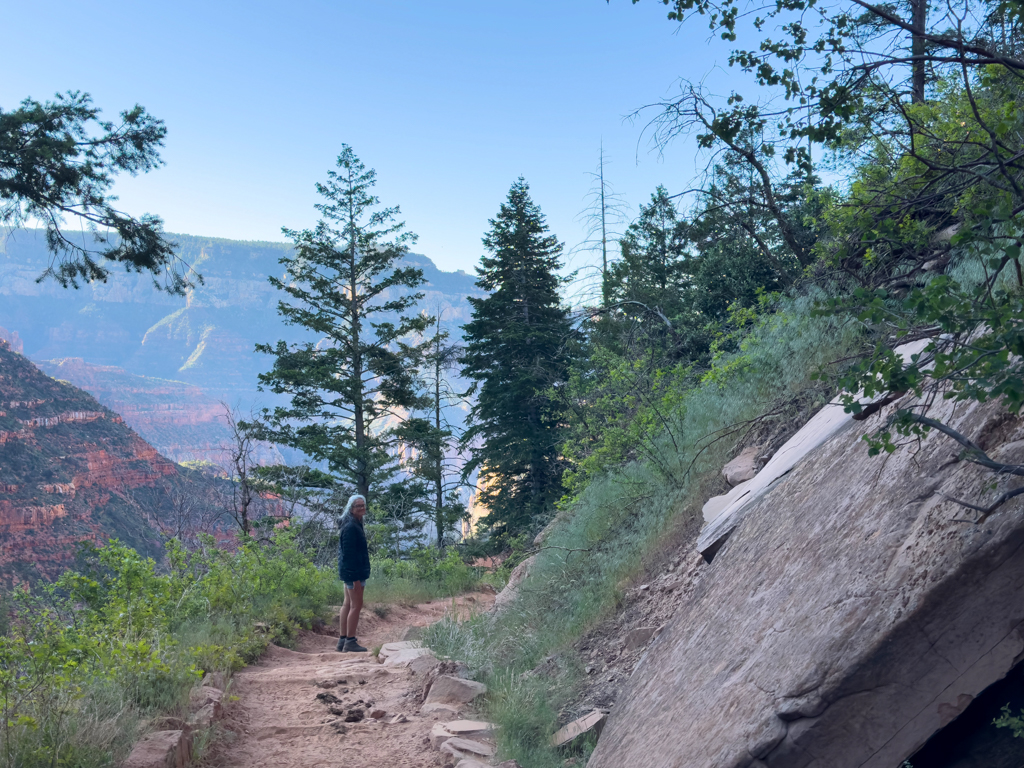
[122,730,192,768]
[422,675,487,714]
[492,555,537,612]
[589,395,1024,768]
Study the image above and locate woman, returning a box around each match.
[337,494,371,652]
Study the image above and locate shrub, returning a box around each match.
[0,530,343,768]
[366,546,481,605]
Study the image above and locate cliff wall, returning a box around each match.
[589,393,1024,768]
[37,357,281,466]
[1,229,481,462]
[0,341,197,583]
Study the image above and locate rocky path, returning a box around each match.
[202,594,494,768]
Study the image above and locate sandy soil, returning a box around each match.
[202,593,493,768]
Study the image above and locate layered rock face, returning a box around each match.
[0,341,194,582]
[36,357,281,466]
[589,395,1024,768]
[1,229,482,462]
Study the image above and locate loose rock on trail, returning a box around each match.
[202,594,494,768]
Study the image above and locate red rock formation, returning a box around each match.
[0,344,208,583]
[0,502,68,532]
[38,357,282,466]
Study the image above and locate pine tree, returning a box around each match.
[253,145,429,505]
[460,178,574,536]
[604,185,689,317]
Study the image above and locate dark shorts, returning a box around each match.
[343,579,366,589]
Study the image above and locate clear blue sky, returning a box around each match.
[3,0,735,276]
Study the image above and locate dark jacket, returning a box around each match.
[338,513,371,583]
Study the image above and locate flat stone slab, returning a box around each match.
[698,339,931,558]
[377,641,421,659]
[431,722,457,748]
[440,736,495,758]
[381,647,434,668]
[443,719,497,739]
[551,710,608,748]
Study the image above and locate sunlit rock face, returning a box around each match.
[589,393,1024,768]
[0,341,197,583]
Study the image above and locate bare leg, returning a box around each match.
[345,582,364,638]
[339,587,351,637]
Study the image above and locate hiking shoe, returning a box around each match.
[343,638,368,653]
[336,636,348,652]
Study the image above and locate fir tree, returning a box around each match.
[253,145,429,506]
[604,185,689,317]
[460,178,574,535]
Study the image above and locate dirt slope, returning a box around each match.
[204,594,492,768]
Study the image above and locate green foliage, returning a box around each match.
[605,185,690,315]
[427,300,857,767]
[398,315,468,549]
[995,704,1024,739]
[253,144,429,504]
[0,531,347,768]
[819,246,1024,456]
[460,178,575,536]
[0,91,190,293]
[366,547,480,604]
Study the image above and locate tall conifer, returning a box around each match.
[460,179,573,535]
[254,146,428,504]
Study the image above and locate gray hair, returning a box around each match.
[342,494,366,518]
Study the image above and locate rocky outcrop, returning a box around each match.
[0,328,24,355]
[589,394,1024,768]
[36,358,279,466]
[0,343,213,582]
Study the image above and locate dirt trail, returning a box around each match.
[203,594,493,768]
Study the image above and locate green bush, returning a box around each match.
[0,530,345,768]
[366,547,481,605]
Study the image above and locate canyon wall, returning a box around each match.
[0,341,204,582]
[37,357,281,466]
[1,229,481,463]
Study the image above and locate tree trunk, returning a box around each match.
[911,0,927,103]
[434,333,444,548]
[349,205,368,501]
